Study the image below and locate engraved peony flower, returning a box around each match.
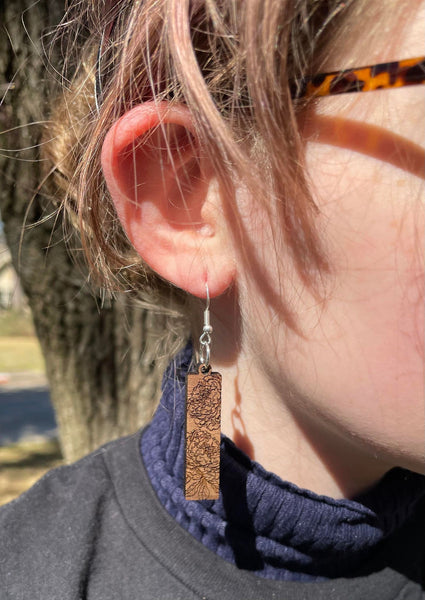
[185,430,220,498]
[187,374,221,431]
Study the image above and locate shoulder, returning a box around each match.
[0,432,141,595]
[1,438,112,524]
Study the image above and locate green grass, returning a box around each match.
[0,309,35,337]
[0,310,44,372]
[0,438,63,506]
[0,337,45,372]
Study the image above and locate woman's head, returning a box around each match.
[50,0,383,295]
[47,0,424,491]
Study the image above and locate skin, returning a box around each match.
[102,2,424,499]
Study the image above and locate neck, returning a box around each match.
[217,357,390,499]
[141,343,425,581]
[191,290,393,501]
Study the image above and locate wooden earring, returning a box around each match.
[185,284,222,500]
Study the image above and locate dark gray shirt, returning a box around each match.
[1,431,424,599]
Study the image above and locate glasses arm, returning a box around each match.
[292,56,425,99]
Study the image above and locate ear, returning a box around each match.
[101,101,235,298]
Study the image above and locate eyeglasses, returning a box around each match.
[292,56,425,99]
[95,36,425,108]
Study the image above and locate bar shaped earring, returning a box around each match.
[185,284,222,501]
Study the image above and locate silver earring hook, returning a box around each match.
[205,282,210,312]
[199,283,212,369]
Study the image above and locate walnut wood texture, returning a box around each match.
[185,365,222,500]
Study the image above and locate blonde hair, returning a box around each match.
[45,0,395,331]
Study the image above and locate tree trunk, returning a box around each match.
[0,0,170,462]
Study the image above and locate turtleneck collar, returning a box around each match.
[141,342,425,582]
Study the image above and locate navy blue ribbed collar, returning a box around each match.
[141,342,425,582]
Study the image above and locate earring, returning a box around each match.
[185,284,222,501]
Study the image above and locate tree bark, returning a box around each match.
[0,0,170,462]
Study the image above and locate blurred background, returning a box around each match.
[0,226,61,505]
[0,1,176,507]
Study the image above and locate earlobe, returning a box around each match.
[101,102,235,298]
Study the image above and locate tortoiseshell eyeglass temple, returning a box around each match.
[292,56,425,99]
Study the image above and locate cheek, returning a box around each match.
[324,178,424,377]
[298,153,425,467]
[240,144,424,469]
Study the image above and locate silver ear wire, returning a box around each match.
[199,283,213,369]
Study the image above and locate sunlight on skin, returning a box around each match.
[218,5,424,499]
